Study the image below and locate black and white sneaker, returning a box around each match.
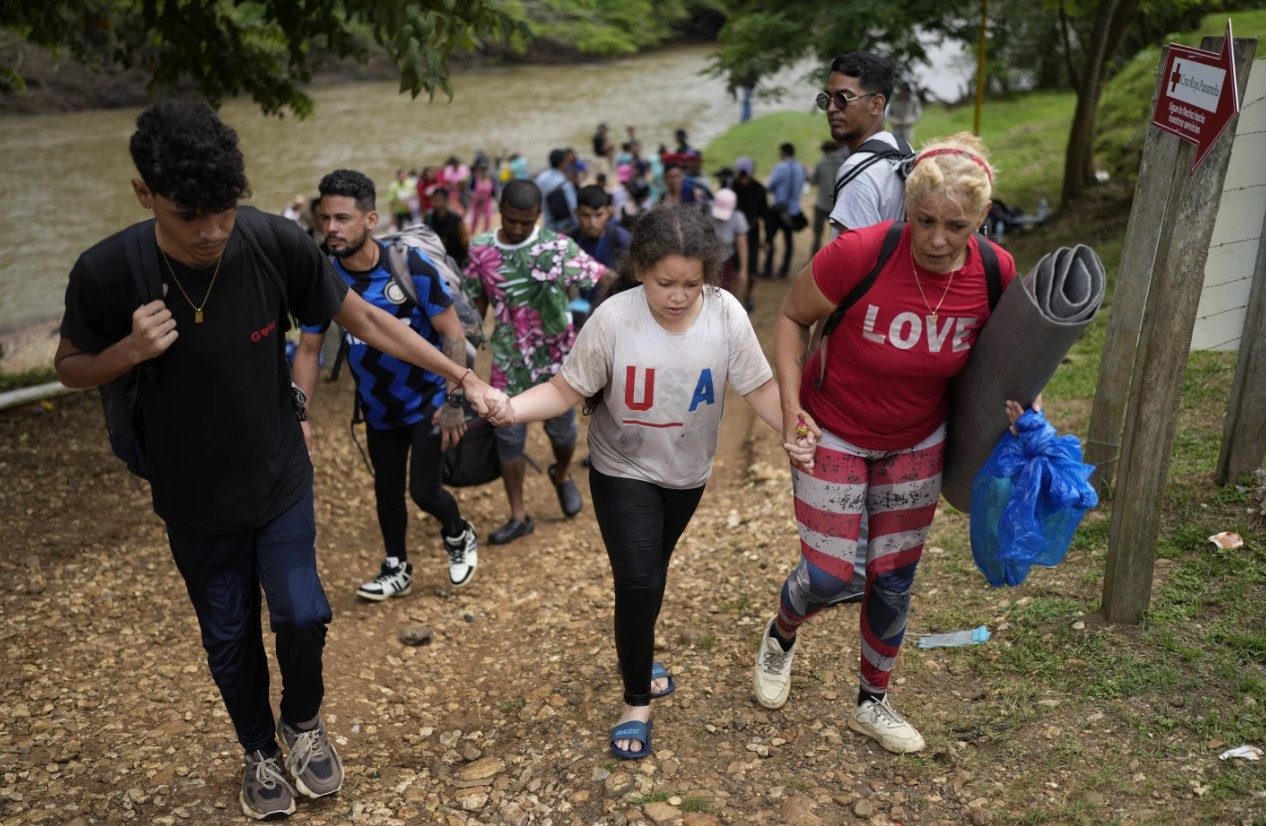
[356,558,413,601]
[443,521,478,587]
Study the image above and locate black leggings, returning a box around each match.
[589,467,705,706]
[365,419,463,560]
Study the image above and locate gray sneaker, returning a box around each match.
[240,749,297,820]
[279,716,344,799]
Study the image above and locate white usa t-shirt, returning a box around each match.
[561,286,773,489]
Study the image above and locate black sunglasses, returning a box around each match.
[815,90,879,111]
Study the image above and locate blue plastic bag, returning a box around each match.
[969,409,1099,586]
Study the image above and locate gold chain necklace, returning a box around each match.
[910,250,960,324]
[159,246,222,324]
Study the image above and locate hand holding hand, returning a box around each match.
[783,409,821,472]
[486,391,515,427]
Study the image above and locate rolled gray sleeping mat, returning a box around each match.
[940,244,1106,511]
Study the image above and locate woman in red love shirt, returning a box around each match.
[753,132,1035,753]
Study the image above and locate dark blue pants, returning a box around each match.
[166,489,332,753]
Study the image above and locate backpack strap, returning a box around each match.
[810,221,906,389]
[821,221,906,338]
[976,233,1002,312]
[831,136,914,204]
[122,220,164,388]
[383,241,423,308]
[123,220,162,304]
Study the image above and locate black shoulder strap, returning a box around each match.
[832,136,914,201]
[821,221,906,337]
[123,220,162,304]
[976,233,1002,312]
[122,220,163,386]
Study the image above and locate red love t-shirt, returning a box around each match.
[801,221,1017,451]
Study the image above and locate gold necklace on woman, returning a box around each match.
[910,250,961,324]
[159,246,222,324]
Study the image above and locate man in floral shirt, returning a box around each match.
[464,179,606,544]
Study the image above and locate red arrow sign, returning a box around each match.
[1151,19,1241,172]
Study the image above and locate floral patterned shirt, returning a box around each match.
[463,226,603,395]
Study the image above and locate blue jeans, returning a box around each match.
[167,488,332,753]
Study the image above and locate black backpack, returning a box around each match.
[100,208,293,477]
[809,220,1002,388]
[831,135,916,211]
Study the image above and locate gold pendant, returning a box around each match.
[930,312,938,324]
[195,310,204,324]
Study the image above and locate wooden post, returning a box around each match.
[1102,36,1257,625]
[1215,204,1266,484]
[1084,52,1180,491]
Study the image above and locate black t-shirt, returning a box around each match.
[60,209,349,533]
[425,209,468,267]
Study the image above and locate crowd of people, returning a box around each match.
[56,49,1037,821]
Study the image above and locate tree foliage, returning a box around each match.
[0,0,528,117]
[708,0,978,95]
[707,0,1244,207]
[500,0,695,55]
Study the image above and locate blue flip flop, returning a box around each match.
[610,719,653,760]
[650,661,676,699]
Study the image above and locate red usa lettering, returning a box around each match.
[860,305,980,353]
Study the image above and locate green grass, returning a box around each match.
[0,366,58,392]
[704,90,1072,213]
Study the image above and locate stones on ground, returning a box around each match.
[642,800,680,824]
[399,624,433,646]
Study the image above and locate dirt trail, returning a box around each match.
[2,259,1230,825]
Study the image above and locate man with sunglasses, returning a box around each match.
[817,52,911,605]
[821,52,912,237]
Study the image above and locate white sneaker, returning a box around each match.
[356,558,413,601]
[752,620,795,709]
[849,697,926,753]
[443,521,478,587]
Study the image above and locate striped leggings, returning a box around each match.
[776,424,945,694]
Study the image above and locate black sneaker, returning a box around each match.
[240,749,296,820]
[549,463,583,518]
[489,517,535,545]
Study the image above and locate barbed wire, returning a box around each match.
[1195,303,1251,323]
[1205,237,1263,251]
[1195,335,1242,352]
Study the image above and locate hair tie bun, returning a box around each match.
[912,148,993,184]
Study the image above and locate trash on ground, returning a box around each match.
[1218,745,1262,761]
[1206,531,1244,551]
[917,626,991,649]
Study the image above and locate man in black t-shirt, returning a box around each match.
[423,187,469,267]
[54,99,503,821]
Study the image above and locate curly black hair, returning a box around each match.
[129,99,249,214]
[318,169,377,213]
